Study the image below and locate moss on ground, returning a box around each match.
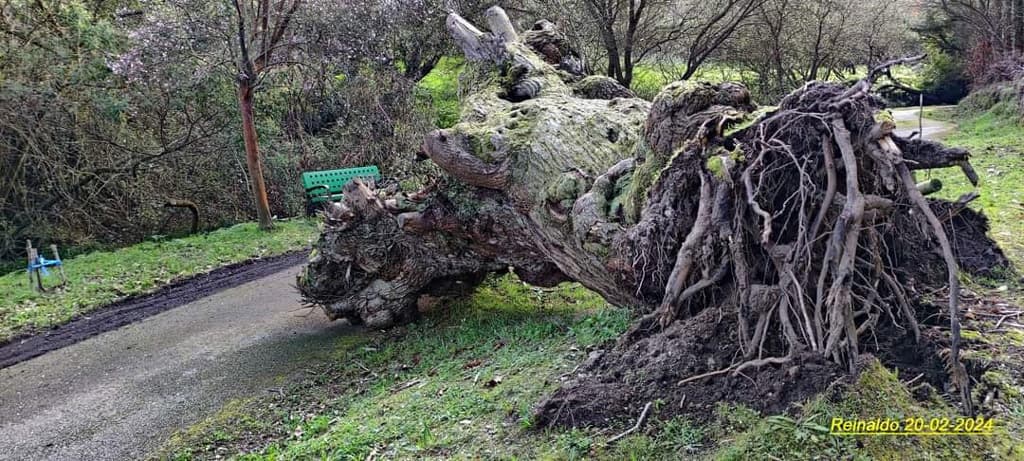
[0,219,319,343]
[707,361,1015,461]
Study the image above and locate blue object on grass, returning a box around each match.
[27,255,62,276]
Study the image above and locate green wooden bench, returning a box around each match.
[302,166,381,214]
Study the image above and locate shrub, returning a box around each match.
[917,47,970,105]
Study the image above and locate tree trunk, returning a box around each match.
[237,81,273,230]
[299,8,1009,420]
[1016,0,1024,52]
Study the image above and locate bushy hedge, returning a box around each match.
[0,2,440,262]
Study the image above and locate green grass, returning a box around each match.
[706,361,1016,460]
[922,106,958,122]
[631,64,757,100]
[922,101,1024,269]
[0,218,319,343]
[417,57,465,129]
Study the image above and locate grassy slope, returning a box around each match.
[0,219,319,343]
[922,103,1024,269]
[631,64,757,100]
[417,57,464,129]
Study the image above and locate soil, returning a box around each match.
[0,251,307,369]
[532,202,1010,430]
[535,301,967,429]
[535,307,842,428]
[936,201,1013,277]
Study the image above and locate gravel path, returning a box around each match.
[892,106,956,141]
[0,265,348,460]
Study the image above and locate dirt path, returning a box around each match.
[0,263,348,460]
[892,105,956,140]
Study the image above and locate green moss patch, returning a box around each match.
[707,360,1010,460]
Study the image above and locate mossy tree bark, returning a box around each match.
[299,7,1009,415]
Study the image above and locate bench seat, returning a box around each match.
[301,166,381,212]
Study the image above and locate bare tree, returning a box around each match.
[540,0,761,87]
[0,1,235,257]
[118,0,306,230]
[673,0,762,80]
[934,0,1024,53]
[922,0,1024,83]
[729,0,916,100]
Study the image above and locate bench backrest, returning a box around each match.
[302,166,381,198]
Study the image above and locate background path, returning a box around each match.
[0,265,347,460]
[892,105,956,140]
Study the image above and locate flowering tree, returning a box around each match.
[229,0,303,229]
[117,0,303,230]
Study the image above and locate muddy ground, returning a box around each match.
[534,301,974,429]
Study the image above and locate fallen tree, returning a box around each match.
[298,7,1010,422]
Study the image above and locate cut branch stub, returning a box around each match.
[446,13,502,63]
[422,130,511,190]
[484,6,517,44]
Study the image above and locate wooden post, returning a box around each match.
[50,244,67,285]
[28,249,42,292]
[26,240,35,291]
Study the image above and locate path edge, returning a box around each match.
[0,251,309,370]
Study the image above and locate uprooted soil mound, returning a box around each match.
[535,300,974,429]
[535,307,845,428]
[938,202,1012,277]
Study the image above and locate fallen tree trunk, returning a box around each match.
[298,8,1010,420]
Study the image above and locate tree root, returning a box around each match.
[606,401,653,445]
